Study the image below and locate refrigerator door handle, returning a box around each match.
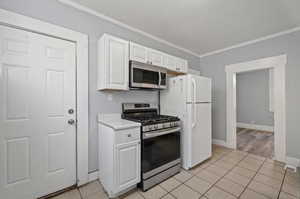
[191,78,196,128]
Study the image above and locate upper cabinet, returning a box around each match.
[129,42,147,63]
[176,58,188,73]
[98,34,129,90]
[147,49,163,66]
[163,54,177,71]
[129,42,188,74]
[97,34,189,91]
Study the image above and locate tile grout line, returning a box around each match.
[190,150,236,198]
[157,149,234,199]
[204,152,251,198]
[276,169,287,199]
[78,188,83,199]
[192,150,249,198]
[236,157,268,199]
[49,149,290,199]
[133,154,285,199]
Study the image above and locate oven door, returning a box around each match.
[142,127,180,179]
[130,61,160,89]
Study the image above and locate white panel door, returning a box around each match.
[0,25,76,198]
[116,142,140,192]
[190,104,212,167]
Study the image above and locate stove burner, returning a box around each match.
[124,115,179,125]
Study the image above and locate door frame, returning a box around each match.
[0,9,89,185]
[225,55,287,162]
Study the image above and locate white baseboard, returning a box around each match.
[212,139,228,148]
[285,157,300,171]
[88,170,99,182]
[237,122,274,132]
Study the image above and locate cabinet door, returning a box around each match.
[115,141,140,191]
[147,49,163,66]
[176,58,188,73]
[163,55,177,71]
[106,35,129,90]
[129,42,147,63]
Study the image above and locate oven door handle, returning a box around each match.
[143,127,181,139]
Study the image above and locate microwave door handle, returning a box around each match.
[159,72,161,87]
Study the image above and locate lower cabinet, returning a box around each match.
[116,142,140,192]
[98,124,141,198]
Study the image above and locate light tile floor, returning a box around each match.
[49,145,300,199]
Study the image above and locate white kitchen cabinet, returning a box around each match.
[98,114,141,198]
[129,42,148,63]
[116,142,140,191]
[98,34,129,90]
[129,42,188,73]
[130,41,190,75]
[163,54,177,71]
[175,58,188,73]
[130,42,164,66]
[147,48,164,66]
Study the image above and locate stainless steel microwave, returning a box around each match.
[129,61,167,89]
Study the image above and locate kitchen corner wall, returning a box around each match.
[199,31,300,160]
[237,69,274,126]
[0,0,200,172]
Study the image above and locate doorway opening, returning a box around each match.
[226,55,286,162]
[236,69,274,158]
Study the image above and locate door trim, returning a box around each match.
[225,55,287,162]
[0,8,89,185]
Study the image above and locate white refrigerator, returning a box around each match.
[161,74,212,170]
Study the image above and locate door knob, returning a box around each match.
[68,119,75,125]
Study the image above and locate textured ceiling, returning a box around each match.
[68,0,300,56]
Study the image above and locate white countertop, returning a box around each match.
[98,113,140,130]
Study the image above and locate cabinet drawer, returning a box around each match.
[116,128,140,144]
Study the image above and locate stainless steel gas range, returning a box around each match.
[122,103,181,191]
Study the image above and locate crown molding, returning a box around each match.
[57,0,300,60]
[57,0,201,58]
[199,26,300,58]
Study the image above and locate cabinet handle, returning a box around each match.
[127,134,132,137]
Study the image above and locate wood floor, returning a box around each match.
[237,128,274,158]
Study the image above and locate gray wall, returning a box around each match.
[236,69,274,126]
[200,31,300,159]
[0,0,200,172]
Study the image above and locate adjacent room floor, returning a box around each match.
[237,128,274,159]
[49,145,300,199]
